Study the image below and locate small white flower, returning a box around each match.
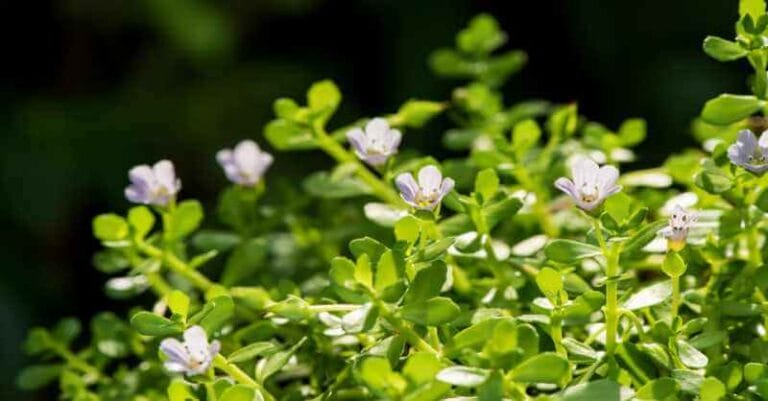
[554,156,621,211]
[346,118,402,166]
[216,140,273,186]
[159,326,220,376]
[395,165,455,211]
[728,129,768,174]
[124,160,181,207]
[660,205,697,251]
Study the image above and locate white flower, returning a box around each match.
[346,118,402,166]
[216,140,273,186]
[727,129,768,174]
[124,160,181,207]
[159,326,220,376]
[554,156,621,211]
[660,205,697,251]
[395,165,455,211]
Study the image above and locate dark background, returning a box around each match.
[0,0,745,398]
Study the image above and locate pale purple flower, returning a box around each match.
[554,156,621,211]
[727,129,768,174]
[396,165,454,211]
[124,160,181,207]
[216,140,273,186]
[159,325,220,376]
[346,118,402,166]
[660,205,697,251]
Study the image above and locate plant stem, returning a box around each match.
[550,314,566,357]
[213,354,276,401]
[671,276,680,322]
[604,244,620,356]
[314,125,402,205]
[308,304,361,313]
[50,342,102,379]
[146,272,174,297]
[137,241,214,291]
[373,298,440,357]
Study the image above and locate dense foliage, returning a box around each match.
[19,1,768,400]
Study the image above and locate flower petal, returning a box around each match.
[596,165,620,195]
[571,156,599,188]
[554,177,577,198]
[183,326,209,357]
[395,173,419,204]
[153,160,179,192]
[417,165,443,192]
[160,338,190,365]
[346,128,366,156]
[365,118,390,137]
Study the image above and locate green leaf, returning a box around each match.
[745,362,768,384]
[509,352,569,384]
[350,236,388,264]
[457,14,506,56]
[395,215,421,243]
[701,94,763,125]
[93,214,129,241]
[264,119,316,150]
[451,318,510,352]
[740,0,766,19]
[401,297,460,326]
[559,379,620,401]
[255,337,307,382]
[699,377,726,401]
[167,379,196,401]
[91,312,132,358]
[189,295,235,334]
[168,200,204,239]
[375,250,400,293]
[544,239,602,263]
[16,364,62,390]
[622,219,668,254]
[636,378,679,400]
[220,385,256,401]
[511,119,542,159]
[355,254,373,288]
[484,196,523,231]
[404,262,447,304]
[52,317,81,345]
[228,342,279,363]
[192,230,242,252]
[703,36,748,61]
[694,161,733,194]
[474,168,499,203]
[618,118,646,146]
[677,339,708,369]
[130,311,183,336]
[478,371,504,401]
[604,192,631,223]
[127,206,155,238]
[394,100,444,128]
[623,281,672,311]
[436,366,490,387]
[662,252,687,278]
[536,267,563,303]
[221,238,267,286]
[358,357,407,397]
[403,352,442,385]
[303,171,372,199]
[307,80,341,124]
[167,290,190,319]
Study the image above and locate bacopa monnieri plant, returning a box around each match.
[19,1,768,400]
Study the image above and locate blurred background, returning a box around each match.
[0,0,746,398]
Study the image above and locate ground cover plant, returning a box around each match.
[18,1,768,400]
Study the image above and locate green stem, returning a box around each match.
[314,125,402,205]
[146,272,174,297]
[671,276,680,322]
[137,241,214,291]
[550,314,566,357]
[308,304,361,313]
[373,298,440,357]
[213,354,275,401]
[604,244,620,357]
[50,342,102,379]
